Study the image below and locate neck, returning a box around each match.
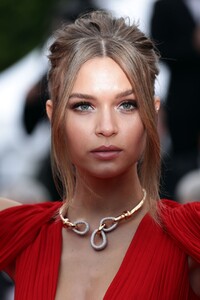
[60,187,147,251]
[68,169,147,221]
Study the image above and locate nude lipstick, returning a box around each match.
[90,145,122,160]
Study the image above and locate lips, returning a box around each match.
[90,145,122,160]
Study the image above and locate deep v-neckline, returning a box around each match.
[103,212,151,299]
[54,209,151,299]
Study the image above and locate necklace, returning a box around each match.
[59,188,146,251]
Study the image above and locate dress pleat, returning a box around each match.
[0,200,200,299]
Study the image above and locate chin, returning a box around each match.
[89,167,130,180]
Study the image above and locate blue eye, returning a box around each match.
[119,100,137,111]
[72,101,93,111]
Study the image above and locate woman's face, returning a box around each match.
[64,57,146,179]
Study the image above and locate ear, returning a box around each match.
[154,96,160,113]
[46,100,53,121]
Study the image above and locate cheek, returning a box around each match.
[65,127,81,150]
[64,120,89,161]
[126,121,146,157]
[139,131,147,155]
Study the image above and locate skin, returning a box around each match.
[48,57,200,298]
[47,57,152,299]
[47,57,150,216]
[0,57,199,298]
[65,58,145,179]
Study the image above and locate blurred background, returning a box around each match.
[0,0,167,202]
[0,0,199,299]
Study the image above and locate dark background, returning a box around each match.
[0,0,60,71]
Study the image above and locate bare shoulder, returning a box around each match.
[0,197,21,211]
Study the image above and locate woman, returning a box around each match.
[0,10,199,299]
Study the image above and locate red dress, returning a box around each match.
[0,200,200,299]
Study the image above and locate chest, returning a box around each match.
[54,217,190,300]
[14,216,193,300]
[55,223,138,300]
[55,249,124,300]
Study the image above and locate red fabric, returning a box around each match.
[0,200,200,299]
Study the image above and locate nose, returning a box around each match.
[95,107,118,137]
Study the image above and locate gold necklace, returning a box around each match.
[59,188,146,251]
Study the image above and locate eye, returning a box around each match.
[71,101,94,111]
[119,100,137,111]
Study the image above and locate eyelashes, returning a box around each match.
[119,100,138,111]
[69,100,138,112]
[70,101,93,111]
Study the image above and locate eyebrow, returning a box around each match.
[69,89,135,100]
[116,89,135,99]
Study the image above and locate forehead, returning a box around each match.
[71,57,133,95]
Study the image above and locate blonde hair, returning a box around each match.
[48,10,161,211]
